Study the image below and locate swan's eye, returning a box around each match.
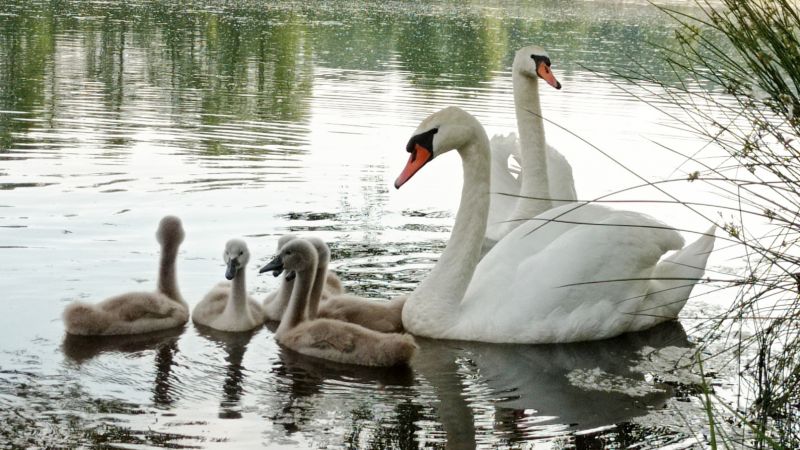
[531,54,552,68]
[406,127,438,154]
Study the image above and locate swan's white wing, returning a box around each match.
[486,140,577,245]
[545,144,577,205]
[460,203,685,343]
[487,133,521,241]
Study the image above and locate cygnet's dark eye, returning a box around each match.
[285,250,292,256]
[239,251,244,256]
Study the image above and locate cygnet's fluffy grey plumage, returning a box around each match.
[261,239,416,367]
[317,294,406,333]
[262,234,343,321]
[266,235,404,332]
[192,239,265,332]
[63,215,189,336]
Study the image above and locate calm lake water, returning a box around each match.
[0,0,732,448]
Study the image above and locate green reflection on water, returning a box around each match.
[0,5,56,151]
[0,0,700,152]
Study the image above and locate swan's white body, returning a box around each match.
[488,137,575,240]
[264,239,416,367]
[193,239,265,332]
[62,216,190,336]
[262,235,343,321]
[397,107,715,344]
[487,46,577,243]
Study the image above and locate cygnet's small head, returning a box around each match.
[513,45,561,90]
[304,236,331,266]
[223,238,250,280]
[394,106,482,189]
[156,215,185,246]
[259,238,318,281]
[277,234,298,250]
[273,234,299,277]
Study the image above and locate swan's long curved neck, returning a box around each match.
[306,260,328,320]
[277,269,314,336]
[512,72,551,218]
[404,134,491,337]
[157,242,182,303]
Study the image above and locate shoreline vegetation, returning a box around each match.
[620,0,800,447]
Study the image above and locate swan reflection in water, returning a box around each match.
[414,320,692,446]
[59,319,692,446]
[61,326,185,407]
[258,320,691,448]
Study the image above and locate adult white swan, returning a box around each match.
[487,45,576,244]
[395,107,715,343]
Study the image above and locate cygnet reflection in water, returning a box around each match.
[262,347,416,436]
[193,324,259,419]
[61,327,185,407]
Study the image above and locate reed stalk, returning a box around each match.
[617,1,800,447]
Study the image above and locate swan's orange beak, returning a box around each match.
[395,144,433,189]
[537,62,561,90]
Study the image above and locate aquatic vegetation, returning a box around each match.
[621,0,800,447]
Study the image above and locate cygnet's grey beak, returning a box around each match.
[225,260,237,280]
[260,255,284,275]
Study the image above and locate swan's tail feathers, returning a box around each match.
[631,225,717,331]
[489,133,521,192]
[63,302,112,336]
[545,145,578,204]
[490,132,521,170]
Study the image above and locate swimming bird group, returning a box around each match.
[62,45,715,366]
[63,218,415,367]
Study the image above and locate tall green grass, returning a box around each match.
[620,0,800,447]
